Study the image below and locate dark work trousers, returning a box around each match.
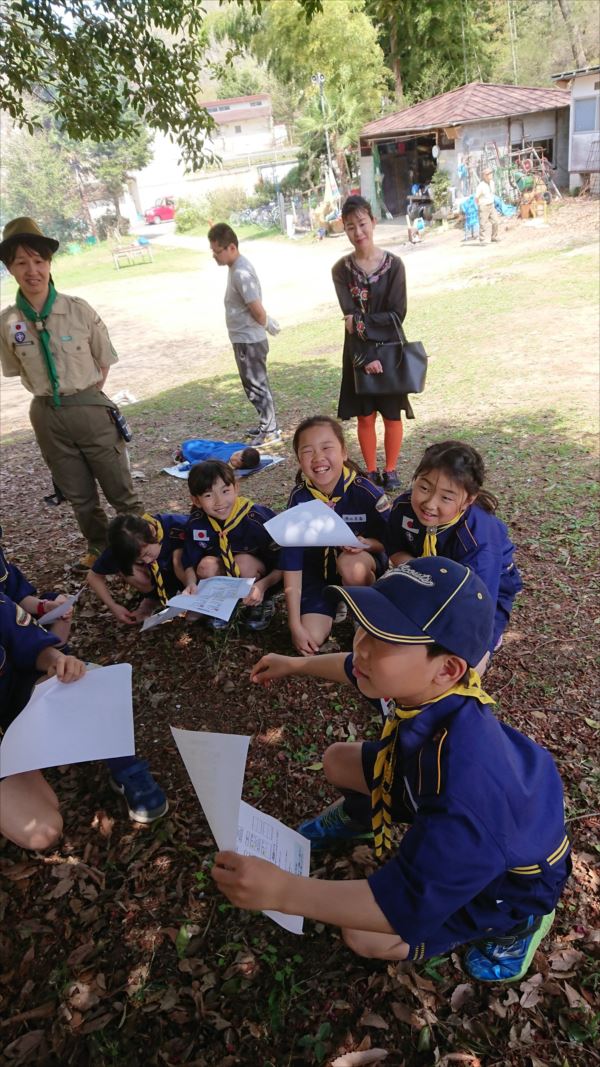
[232,340,277,433]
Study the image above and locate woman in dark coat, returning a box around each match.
[332,195,412,490]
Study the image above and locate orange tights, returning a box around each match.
[356,413,403,473]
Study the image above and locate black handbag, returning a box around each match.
[352,312,428,397]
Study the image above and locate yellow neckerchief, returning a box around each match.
[422,511,464,556]
[303,465,357,578]
[206,496,253,577]
[141,512,168,606]
[371,669,495,856]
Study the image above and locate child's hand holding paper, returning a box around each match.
[212,851,289,911]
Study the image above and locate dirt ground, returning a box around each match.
[2,200,598,435]
[0,200,598,1067]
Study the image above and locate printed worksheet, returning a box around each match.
[237,801,310,934]
[168,576,254,621]
[171,728,311,934]
[39,587,84,625]
[265,499,363,548]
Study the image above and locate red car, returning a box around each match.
[144,197,175,224]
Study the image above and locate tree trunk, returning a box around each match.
[390,17,403,102]
[556,0,588,68]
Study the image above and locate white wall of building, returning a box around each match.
[359,155,376,208]
[566,71,600,188]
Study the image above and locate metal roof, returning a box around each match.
[551,65,600,81]
[361,81,570,139]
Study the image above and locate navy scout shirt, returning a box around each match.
[0,545,36,604]
[280,475,391,581]
[344,654,570,949]
[182,503,277,572]
[385,495,522,649]
[93,512,187,598]
[0,594,60,730]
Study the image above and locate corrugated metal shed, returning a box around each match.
[361,82,570,138]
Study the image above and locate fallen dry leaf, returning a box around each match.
[330,1051,388,1066]
[450,983,474,1012]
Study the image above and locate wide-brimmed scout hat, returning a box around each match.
[0,217,59,263]
[326,557,494,667]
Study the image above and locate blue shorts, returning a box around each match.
[300,553,387,618]
[360,739,559,961]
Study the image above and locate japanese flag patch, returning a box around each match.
[192,528,211,544]
[10,321,28,344]
[402,515,420,532]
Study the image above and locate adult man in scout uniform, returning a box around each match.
[0,218,142,566]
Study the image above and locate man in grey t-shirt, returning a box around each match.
[208,223,280,446]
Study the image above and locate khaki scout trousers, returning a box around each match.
[30,398,143,553]
[478,203,499,241]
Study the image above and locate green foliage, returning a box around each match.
[175,198,211,234]
[206,185,249,221]
[77,126,152,217]
[490,0,600,87]
[216,0,391,184]
[367,0,500,102]
[175,187,250,232]
[215,60,268,100]
[430,168,452,210]
[1,125,84,241]
[0,0,322,167]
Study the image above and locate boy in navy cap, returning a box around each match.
[213,558,570,983]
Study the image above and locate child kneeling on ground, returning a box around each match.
[182,460,281,631]
[0,595,167,842]
[214,558,570,983]
[86,511,187,625]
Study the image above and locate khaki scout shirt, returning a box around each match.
[0,293,118,397]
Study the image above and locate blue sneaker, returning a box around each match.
[109,759,168,824]
[243,599,275,631]
[297,799,373,850]
[464,911,555,983]
[206,615,229,630]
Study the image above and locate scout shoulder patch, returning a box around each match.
[15,602,32,626]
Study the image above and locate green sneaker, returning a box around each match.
[464,910,555,983]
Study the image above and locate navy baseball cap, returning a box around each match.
[326,557,494,666]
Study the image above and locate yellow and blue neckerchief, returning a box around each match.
[141,512,168,605]
[303,466,357,578]
[422,512,464,556]
[206,496,253,577]
[371,669,495,856]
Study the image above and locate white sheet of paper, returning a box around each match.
[140,606,181,631]
[265,498,363,548]
[39,588,83,625]
[0,663,135,777]
[170,728,250,851]
[237,801,310,934]
[168,576,255,621]
[171,729,310,933]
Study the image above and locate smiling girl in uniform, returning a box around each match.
[281,416,391,656]
[386,440,522,662]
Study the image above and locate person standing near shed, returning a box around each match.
[207,223,280,447]
[0,218,143,567]
[332,195,410,490]
[475,168,500,244]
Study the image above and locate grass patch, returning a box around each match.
[0,239,205,298]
